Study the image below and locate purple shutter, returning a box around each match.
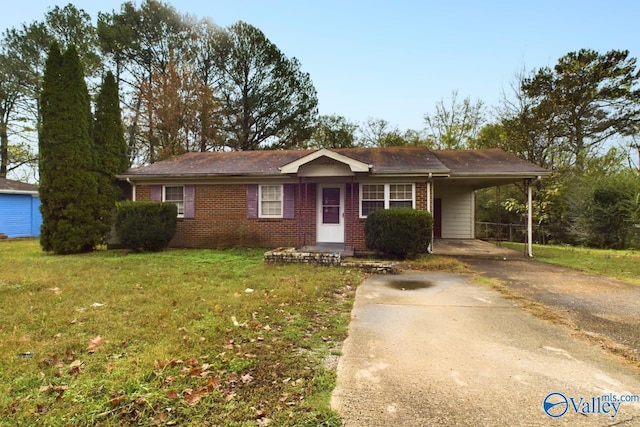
[283,184,295,219]
[150,185,162,201]
[246,184,258,218]
[184,185,195,219]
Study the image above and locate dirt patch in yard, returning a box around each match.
[462,256,640,366]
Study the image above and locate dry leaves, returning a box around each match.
[87,336,103,353]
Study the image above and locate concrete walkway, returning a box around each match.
[331,272,640,426]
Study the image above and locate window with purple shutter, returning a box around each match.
[246,184,258,219]
[150,185,162,201]
[283,184,295,219]
[247,184,295,219]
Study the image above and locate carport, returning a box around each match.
[430,150,549,257]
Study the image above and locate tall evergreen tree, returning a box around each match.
[39,43,100,254]
[94,71,128,240]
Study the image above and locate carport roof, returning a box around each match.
[118,147,548,181]
[433,149,549,176]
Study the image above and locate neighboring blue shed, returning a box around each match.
[0,177,41,238]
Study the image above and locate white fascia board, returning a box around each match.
[278,148,371,174]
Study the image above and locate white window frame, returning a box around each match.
[359,183,415,218]
[163,185,184,218]
[259,184,283,218]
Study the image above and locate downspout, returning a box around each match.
[126,178,136,201]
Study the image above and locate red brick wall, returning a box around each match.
[134,181,428,251]
[345,182,428,251]
[136,183,311,249]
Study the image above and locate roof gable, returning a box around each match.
[278,148,371,175]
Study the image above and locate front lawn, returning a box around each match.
[502,242,640,285]
[0,240,362,426]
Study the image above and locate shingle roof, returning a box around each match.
[433,149,549,175]
[0,178,38,193]
[119,147,548,179]
[332,147,450,174]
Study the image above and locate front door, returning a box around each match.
[317,185,345,243]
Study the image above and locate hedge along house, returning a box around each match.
[117,147,549,256]
[0,177,42,239]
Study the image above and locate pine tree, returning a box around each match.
[39,44,100,254]
[94,71,129,240]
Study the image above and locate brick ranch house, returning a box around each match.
[117,147,549,255]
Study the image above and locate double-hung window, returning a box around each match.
[259,185,283,218]
[389,184,413,208]
[164,186,184,217]
[360,183,415,217]
[361,184,385,217]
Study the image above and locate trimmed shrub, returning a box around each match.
[365,208,433,259]
[115,202,177,252]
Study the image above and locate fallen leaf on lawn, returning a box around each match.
[167,390,179,400]
[105,363,115,372]
[187,367,202,376]
[155,359,179,369]
[90,302,105,308]
[68,359,85,376]
[40,384,68,400]
[183,388,209,406]
[257,417,271,426]
[245,288,254,293]
[87,336,103,352]
[224,391,236,402]
[152,413,168,424]
[241,373,254,384]
[109,394,127,407]
[49,287,61,295]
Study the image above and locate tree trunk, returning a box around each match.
[0,122,7,177]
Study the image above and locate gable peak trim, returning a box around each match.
[278,148,371,174]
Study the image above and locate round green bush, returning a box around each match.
[364,208,433,259]
[114,202,177,252]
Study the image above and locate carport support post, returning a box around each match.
[426,175,433,253]
[526,178,533,257]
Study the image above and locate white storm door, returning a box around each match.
[317,185,345,243]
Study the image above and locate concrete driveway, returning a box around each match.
[331,272,640,426]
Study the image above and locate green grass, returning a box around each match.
[501,242,640,285]
[0,240,363,426]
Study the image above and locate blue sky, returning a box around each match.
[2,0,639,131]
